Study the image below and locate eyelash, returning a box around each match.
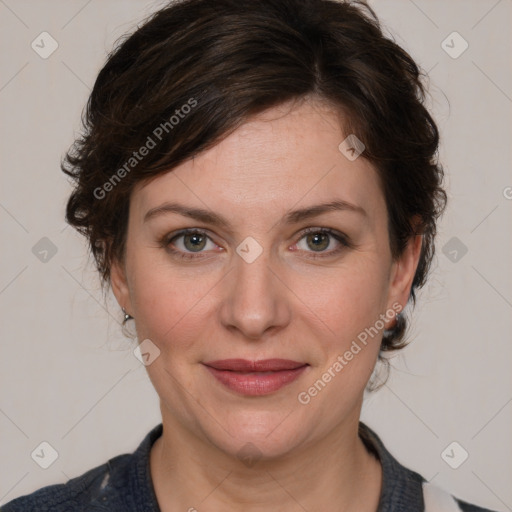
[160,227,352,261]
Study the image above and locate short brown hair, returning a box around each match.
[62,0,447,352]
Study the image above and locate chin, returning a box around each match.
[200,405,311,462]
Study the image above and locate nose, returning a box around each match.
[218,246,292,341]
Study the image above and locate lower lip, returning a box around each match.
[204,365,308,396]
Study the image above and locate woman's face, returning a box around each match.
[112,98,421,459]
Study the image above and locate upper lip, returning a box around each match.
[203,359,307,372]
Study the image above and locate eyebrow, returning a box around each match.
[143,199,367,229]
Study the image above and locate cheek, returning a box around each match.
[296,259,389,342]
[127,254,219,349]
[293,266,387,413]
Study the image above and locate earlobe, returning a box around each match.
[110,258,132,313]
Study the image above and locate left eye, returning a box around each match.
[294,229,348,257]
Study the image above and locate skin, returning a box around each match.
[111,97,423,511]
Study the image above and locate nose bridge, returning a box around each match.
[219,242,290,340]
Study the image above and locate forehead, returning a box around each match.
[133,100,385,224]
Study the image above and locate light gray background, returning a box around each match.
[1,0,511,509]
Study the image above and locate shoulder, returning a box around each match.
[423,481,498,512]
[1,453,131,512]
[358,422,499,512]
[1,424,163,512]
[457,499,498,512]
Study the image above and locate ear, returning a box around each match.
[385,229,423,322]
[110,256,133,315]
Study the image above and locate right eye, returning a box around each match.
[162,229,222,260]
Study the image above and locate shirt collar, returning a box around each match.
[359,422,424,512]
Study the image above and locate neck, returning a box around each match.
[150,405,382,512]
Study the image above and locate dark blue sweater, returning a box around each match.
[1,423,497,511]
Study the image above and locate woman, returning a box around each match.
[2,0,498,510]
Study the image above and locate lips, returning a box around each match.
[202,359,309,396]
[203,358,306,372]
